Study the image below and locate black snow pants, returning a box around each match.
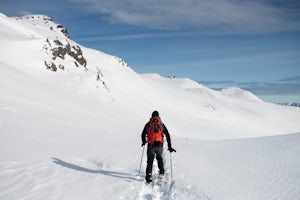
[146,143,164,180]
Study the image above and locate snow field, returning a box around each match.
[174,133,300,200]
[1,133,299,200]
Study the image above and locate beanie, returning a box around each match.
[152,111,159,117]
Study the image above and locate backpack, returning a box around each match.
[147,117,164,146]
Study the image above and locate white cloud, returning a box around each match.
[18,11,34,16]
[78,31,207,42]
[70,0,300,33]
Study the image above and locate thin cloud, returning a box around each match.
[79,31,195,42]
[242,83,300,95]
[280,76,300,82]
[18,11,34,16]
[70,0,300,33]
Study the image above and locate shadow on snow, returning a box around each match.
[52,157,142,182]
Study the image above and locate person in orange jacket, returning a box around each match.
[141,111,176,183]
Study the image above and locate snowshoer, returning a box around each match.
[141,111,176,183]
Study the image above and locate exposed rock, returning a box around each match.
[115,57,129,67]
[57,25,69,38]
[44,61,57,72]
[43,39,87,71]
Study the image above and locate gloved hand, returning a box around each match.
[168,147,176,153]
[141,142,146,147]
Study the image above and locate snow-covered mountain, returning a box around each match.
[1,13,300,200]
[1,13,299,139]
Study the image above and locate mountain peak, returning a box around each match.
[13,14,69,38]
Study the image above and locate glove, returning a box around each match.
[141,142,146,147]
[168,147,176,153]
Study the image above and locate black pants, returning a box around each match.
[146,144,164,180]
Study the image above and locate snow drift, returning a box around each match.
[0,13,300,200]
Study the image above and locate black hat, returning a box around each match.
[152,111,159,117]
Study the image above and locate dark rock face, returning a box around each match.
[44,61,57,72]
[56,25,69,38]
[43,39,87,72]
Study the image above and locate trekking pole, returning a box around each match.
[138,145,145,175]
[170,152,173,180]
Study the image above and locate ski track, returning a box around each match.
[136,176,209,200]
[136,174,174,200]
[135,150,210,200]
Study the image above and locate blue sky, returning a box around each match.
[1,0,300,102]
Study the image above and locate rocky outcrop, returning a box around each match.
[115,57,129,67]
[43,39,87,72]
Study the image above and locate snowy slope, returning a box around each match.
[1,13,300,200]
[1,132,299,200]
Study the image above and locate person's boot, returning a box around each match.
[159,169,164,175]
[158,170,164,179]
[145,173,152,183]
[146,176,152,184]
